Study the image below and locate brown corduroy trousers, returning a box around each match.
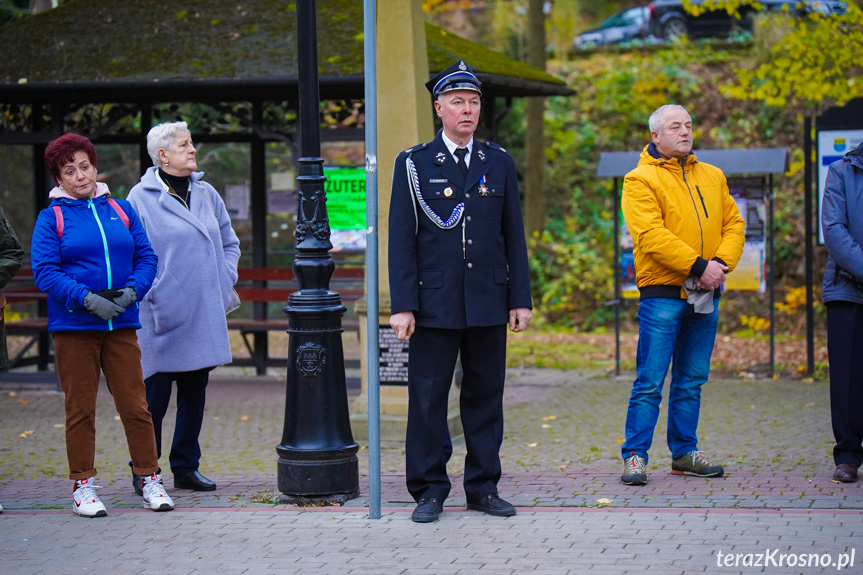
[54,328,159,480]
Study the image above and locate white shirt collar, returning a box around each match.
[441,132,473,166]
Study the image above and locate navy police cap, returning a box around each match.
[426,60,482,100]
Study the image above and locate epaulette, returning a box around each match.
[485,141,510,156]
[403,142,429,155]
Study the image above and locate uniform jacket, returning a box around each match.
[388,130,532,328]
[622,143,745,299]
[30,184,157,332]
[822,142,863,305]
[127,167,241,378]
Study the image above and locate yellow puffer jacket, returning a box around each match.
[622,144,745,299]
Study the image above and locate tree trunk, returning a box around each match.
[524,0,547,239]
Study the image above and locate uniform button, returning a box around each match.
[419,281,423,286]
[467,263,473,269]
[465,193,470,198]
[467,239,473,245]
[466,215,472,222]
[436,191,440,196]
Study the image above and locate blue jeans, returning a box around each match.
[622,298,719,464]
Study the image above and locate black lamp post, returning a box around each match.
[276,0,359,505]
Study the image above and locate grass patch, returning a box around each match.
[506,336,608,370]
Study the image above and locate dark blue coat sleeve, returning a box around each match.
[501,155,532,309]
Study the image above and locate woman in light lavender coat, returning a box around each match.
[127,121,240,494]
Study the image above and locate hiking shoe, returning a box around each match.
[621,452,648,485]
[72,478,107,517]
[671,450,724,477]
[142,474,175,512]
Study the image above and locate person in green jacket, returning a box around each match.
[0,203,24,371]
[0,202,24,515]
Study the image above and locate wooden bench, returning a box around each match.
[1,264,367,379]
[229,264,365,375]
[2,267,55,381]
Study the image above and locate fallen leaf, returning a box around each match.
[212,416,221,421]
[114,415,121,421]
[18,399,28,405]
[596,498,613,505]
[8,391,16,397]
[527,442,538,448]
[615,438,624,443]
[804,402,816,408]
[18,430,34,438]
[541,424,551,429]
[239,415,249,421]
[53,424,64,428]
[541,415,557,421]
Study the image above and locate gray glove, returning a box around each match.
[112,287,137,309]
[83,292,124,321]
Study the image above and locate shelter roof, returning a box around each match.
[596,148,788,177]
[0,0,571,101]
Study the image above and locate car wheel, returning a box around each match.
[662,17,688,41]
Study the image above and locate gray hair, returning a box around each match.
[146,121,190,166]
[648,104,688,134]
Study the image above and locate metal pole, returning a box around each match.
[276,0,359,504]
[363,0,382,520]
[768,174,775,378]
[613,177,621,376]
[804,115,815,376]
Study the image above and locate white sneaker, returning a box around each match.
[0,502,4,513]
[142,474,175,512]
[72,478,107,517]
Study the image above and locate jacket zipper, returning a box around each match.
[681,166,704,257]
[696,185,709,218]
[88,199,115,331]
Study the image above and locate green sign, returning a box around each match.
[325,167,366,230]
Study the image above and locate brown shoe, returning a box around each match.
[832,463,859,483]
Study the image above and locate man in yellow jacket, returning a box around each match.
[620,104,745,486]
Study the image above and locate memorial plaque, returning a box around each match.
[378,325,409,385]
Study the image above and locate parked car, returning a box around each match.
[647,0,846,41]
[573,6,654,50]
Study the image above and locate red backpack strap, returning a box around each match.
[107,198,130,230]
[52,205,64,240]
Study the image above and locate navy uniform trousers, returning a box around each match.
[406,324,507,503]
[826,301,863,467]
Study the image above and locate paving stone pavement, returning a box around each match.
[1,366,861,573]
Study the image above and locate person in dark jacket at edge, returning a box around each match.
[0,201,24,514]
[822,140,863,483]
[388,61,533,523]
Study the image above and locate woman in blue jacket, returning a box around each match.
[31,133,174,517]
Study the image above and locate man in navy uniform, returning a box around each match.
[388,60,533,523]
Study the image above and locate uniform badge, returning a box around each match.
[444,187,453,197]
[435,152,447,165]
[477,149,486,161]
[478,175,489,197]
[458,61,467,71]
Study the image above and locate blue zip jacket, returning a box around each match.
[822,142,863,305]
[30,189,158,332]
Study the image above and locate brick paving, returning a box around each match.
[1,357,861,573]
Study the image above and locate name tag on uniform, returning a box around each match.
[429,178,448,183]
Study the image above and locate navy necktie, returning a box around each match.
[454,147,469,179]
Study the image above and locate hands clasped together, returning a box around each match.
[83,287,137,321]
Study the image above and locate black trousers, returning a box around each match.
[406,324,507,503]
[826,301,863,467]
[145,368,210,477]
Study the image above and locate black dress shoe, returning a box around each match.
[411,497,443,523]
[467,493,516,517]
[833,463,859,483]
[174,471,217,491]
